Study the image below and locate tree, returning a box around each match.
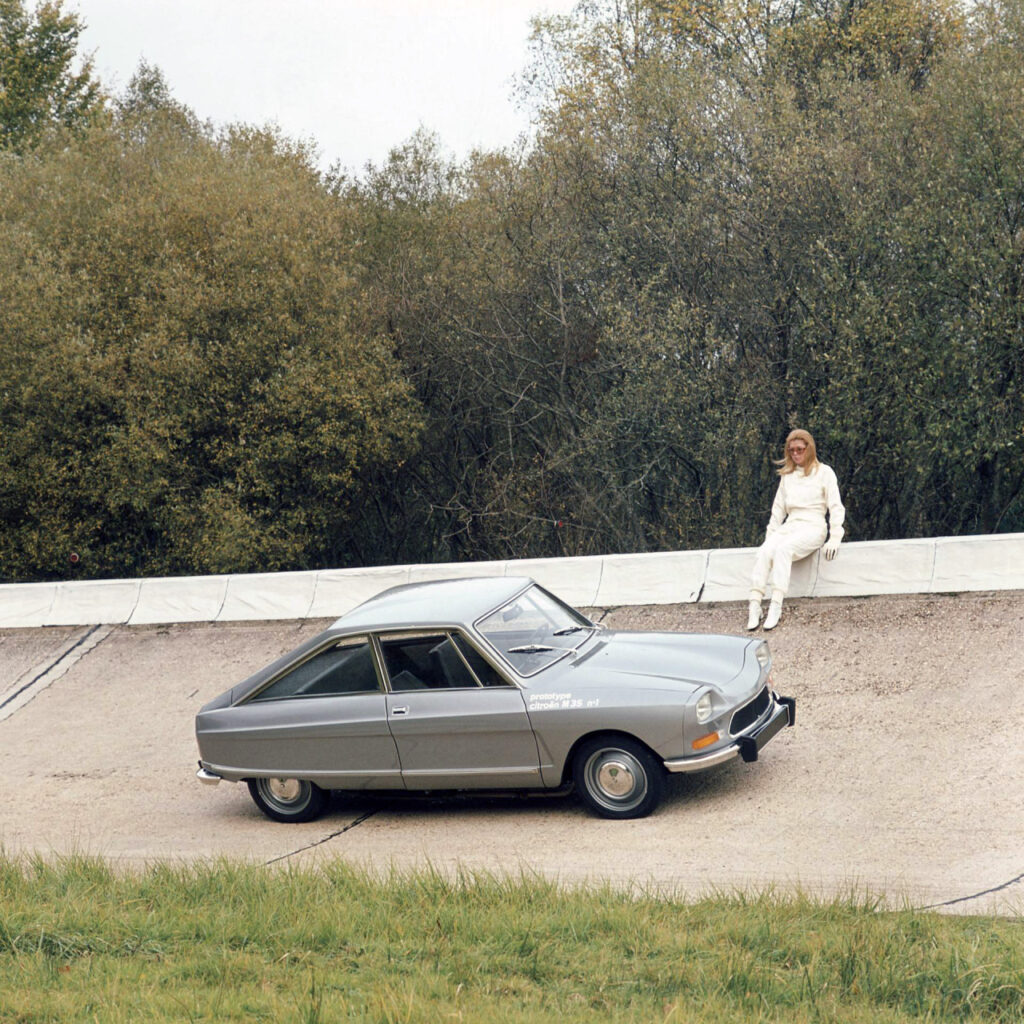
[0,0,103,152]
[5,0,1022,581]
[501,0,1021,549]
[0,69,422,580]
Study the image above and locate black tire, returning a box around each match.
[572,736,665,819]
[247,777,328,823]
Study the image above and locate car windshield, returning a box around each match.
[475,585,596,675]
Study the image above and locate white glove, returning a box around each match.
[822,539,840,561]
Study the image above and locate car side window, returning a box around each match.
[452,633,512,687]
[380,633,490,691]
[248,636,379,702]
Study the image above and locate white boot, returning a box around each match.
[745,599,762,631]
[762,597,783,630]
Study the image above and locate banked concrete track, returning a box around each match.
[1,588,1022,916]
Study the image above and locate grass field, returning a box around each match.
[1,854,1021,1022]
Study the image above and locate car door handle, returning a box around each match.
[391,706,409,716]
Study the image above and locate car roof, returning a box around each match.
[330,576,536,632]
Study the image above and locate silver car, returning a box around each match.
[195,577,794,821]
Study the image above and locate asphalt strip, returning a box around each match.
[917,869,1024,912]
[264,811,379,865]
[0,624,113,722]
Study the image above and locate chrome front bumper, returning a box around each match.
[663,694,795,774]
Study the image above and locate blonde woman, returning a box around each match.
[747,429,845,631]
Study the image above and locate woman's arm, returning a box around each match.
[765,479,787,537]
[824,466,845,544]
[822,466,845,559]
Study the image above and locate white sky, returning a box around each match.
[72,0,578,173]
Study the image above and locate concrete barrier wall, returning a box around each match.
[1,533,1022,628]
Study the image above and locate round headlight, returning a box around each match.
[755,642,771,674]
[695,692,713,724]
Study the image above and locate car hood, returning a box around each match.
[552,630,755,696]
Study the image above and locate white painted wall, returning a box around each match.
[1,533,1022,628]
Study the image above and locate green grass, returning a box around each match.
[0,854,1021,1023]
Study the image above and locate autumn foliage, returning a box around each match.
[1,0,1022,581]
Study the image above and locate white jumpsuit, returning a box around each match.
[750,462,845,599]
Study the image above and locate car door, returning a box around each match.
[377,631,542,790]
[224,634,402,788]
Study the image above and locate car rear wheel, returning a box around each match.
[573,736,665,819]
[247,777,328,823]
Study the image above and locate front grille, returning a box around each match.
[730,686,770,736]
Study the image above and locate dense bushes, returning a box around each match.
[0,69,421,578]
[1,1,1022,580]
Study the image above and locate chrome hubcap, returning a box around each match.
[267,777,302,803]
[585,748,648,811]
[597,759,636,798]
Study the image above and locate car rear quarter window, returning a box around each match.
[247,636,380,702]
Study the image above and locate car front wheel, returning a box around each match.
[572,736,664,819]
[247,777,328,823]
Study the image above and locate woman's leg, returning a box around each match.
[762,524,826,629]
[762,589,786,630]
[748,533,786,628]
[766,525,826,596]
[750,533,785,598]
[753,524,823,626]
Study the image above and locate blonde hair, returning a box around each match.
[776,428,819,476]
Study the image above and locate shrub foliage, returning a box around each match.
[2,0,1023,580]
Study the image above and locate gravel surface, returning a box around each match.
[1,590,1021,915]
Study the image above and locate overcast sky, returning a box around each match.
[71,0,578,173]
